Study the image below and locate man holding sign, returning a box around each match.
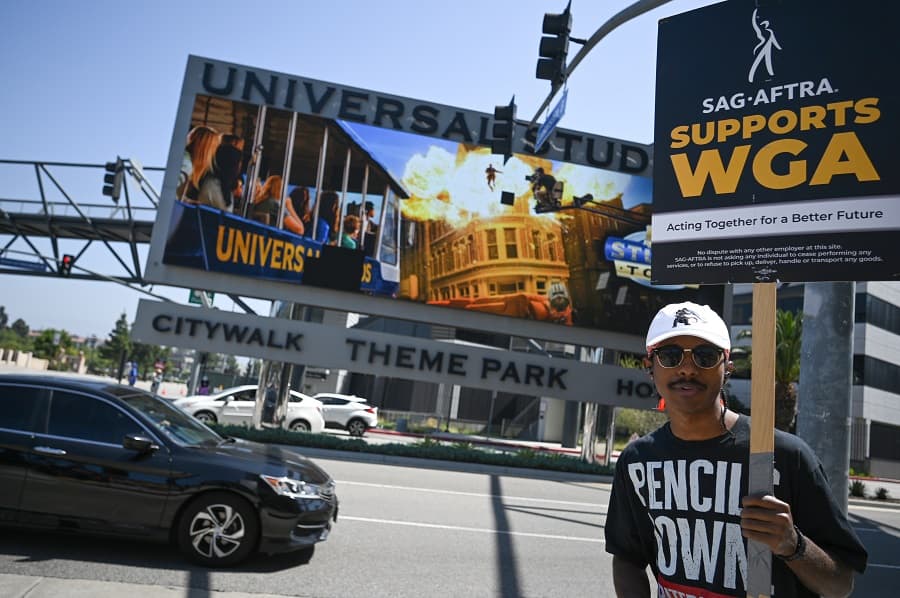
[604,302,866,597]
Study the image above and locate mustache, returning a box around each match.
[668,378,706,390]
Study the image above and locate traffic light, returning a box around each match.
[491,97,517,165]
[102,158,125,203]
[59,254,75,277]
[536,2,572,89]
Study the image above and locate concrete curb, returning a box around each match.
[370,428,587,457]
[848,498,900,510]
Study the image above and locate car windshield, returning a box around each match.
[115,390,223,447]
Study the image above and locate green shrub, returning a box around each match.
[849,480,866,497]
[615,408,667,437]
[875,487,889,500]
[416,436,441,448]
[210,424,613,476]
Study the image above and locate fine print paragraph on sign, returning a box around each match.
[668,244,885,270]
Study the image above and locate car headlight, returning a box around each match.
[260,475,323,499]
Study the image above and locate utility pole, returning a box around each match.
[796,282,856,513]
[580,347,603,463]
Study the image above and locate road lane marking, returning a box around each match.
[339,515,605,543]
[337,480,607,510]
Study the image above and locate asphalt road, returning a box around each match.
[0,452,897,597]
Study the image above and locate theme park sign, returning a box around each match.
[133,300,657,405]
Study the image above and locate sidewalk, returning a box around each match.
[0,574,283,598]
[848,476,900,506]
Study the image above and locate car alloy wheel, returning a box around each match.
[194,411,217,424]
[290,420,311,433]
[177,492,258,566]
[346,419,368,437]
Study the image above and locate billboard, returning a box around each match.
[147,56,722,349]
[652,0,900,284]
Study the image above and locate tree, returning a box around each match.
[131,342,171,380]
[613,353,668,438]
[32,329,73,369]
[0,306,7,329]
[774,309,802,432]
[223,354,240,376]
[243,359,260,378]
[11,318,29,338]
[204,352,230,373]
[0,326,31,351]
[736,309,803,432]
[98,313,132,378]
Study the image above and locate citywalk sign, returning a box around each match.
[132,299,657,407]
[652,0,899,284]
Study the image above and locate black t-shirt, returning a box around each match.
[605,415,867,597]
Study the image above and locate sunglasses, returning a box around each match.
[652,344,724,369]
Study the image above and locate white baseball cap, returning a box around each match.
[646,301,731,352]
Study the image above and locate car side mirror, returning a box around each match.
[123,434,159,453]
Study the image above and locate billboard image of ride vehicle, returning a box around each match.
[162,95,405,297]
[148,56,721,345]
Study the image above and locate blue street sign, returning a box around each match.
[0,257,49,272]
[535,89,567,152]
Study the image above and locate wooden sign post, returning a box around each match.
[747,283,776,598]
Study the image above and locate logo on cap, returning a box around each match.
[672,307,705,328]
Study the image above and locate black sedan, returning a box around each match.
[0,373,338,567]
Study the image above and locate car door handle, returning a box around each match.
[34,446,67,456]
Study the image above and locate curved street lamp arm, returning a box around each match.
[528,0,675,127]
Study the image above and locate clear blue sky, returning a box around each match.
[0,0,716,338]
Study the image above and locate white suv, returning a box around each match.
[173,385,325,433]
[313,393,378,437]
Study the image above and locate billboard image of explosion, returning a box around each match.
[342,123,675,331]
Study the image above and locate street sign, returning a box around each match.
[188,289,215,305]
[534,89,567,152]
[0,257,49,272]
